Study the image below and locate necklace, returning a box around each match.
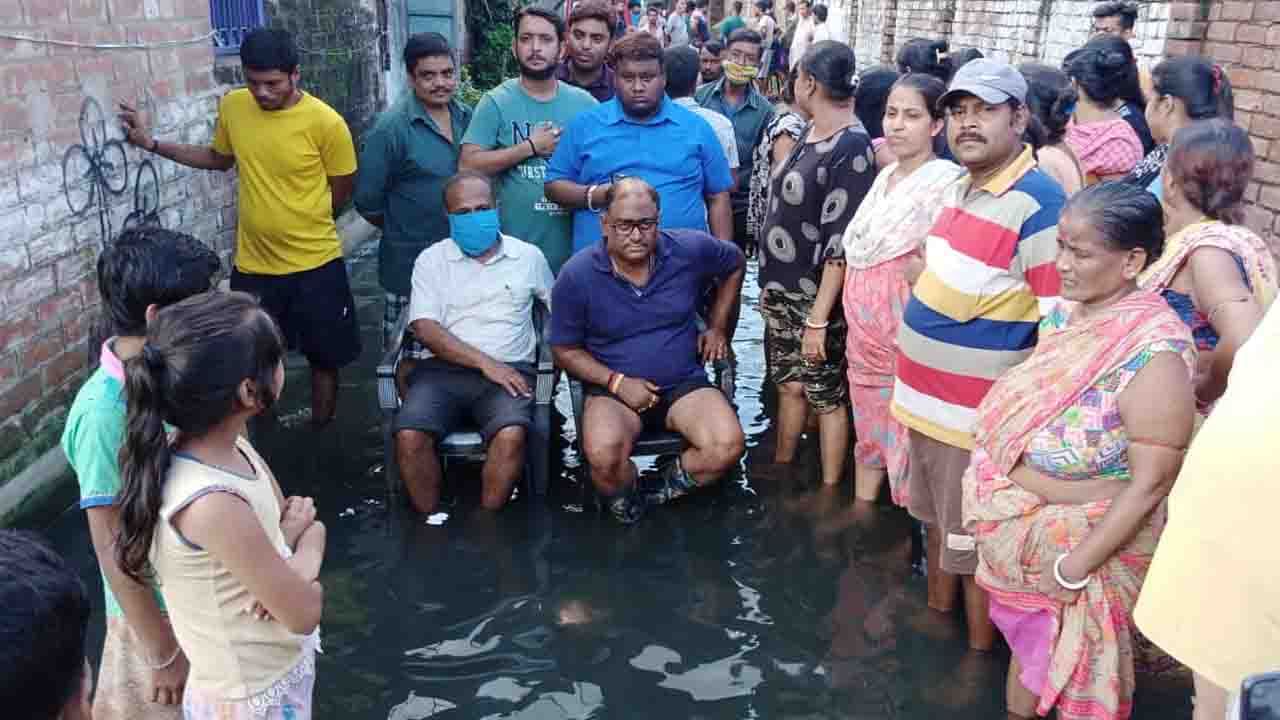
[610,254,656,297]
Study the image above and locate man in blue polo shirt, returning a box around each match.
[550,177,746,524]
[545,30,735,254]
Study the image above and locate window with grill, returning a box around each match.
[211,0,267,55]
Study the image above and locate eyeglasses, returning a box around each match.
[609,219,659,236]
[943,103,1009,123]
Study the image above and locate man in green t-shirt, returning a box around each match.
[460,6,598,273]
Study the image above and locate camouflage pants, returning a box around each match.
[761,288,849,414]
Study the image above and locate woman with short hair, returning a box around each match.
[1139,119,1276,413]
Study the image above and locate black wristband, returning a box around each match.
[527,138,538,158]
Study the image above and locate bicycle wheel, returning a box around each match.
[125,159,161,228]
[61,144,95,216]
[79,96,108,150]
[98,140,129,195]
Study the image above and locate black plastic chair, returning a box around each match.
[376,304,554,501]
[568,357,735,503]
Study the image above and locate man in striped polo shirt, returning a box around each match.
[891,59,1065,651]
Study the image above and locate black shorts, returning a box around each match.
[394,359,535,441]
[231,258,362,370]
[585,376,715,433]
[731,208,750,251]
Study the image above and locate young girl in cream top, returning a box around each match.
[115,290,326,719]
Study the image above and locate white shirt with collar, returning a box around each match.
[790,16,815,70]
[672,96,740,171]
[408,233,554,364]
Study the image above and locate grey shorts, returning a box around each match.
[393,359,535,442]
[906,429,977,575]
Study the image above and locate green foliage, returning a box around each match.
[470,23,517,91]
[457,66,487,108]
[465,0,518,92]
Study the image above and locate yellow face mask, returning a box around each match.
[722,60,759,85]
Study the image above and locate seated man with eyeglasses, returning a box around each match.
[550,177,747,524]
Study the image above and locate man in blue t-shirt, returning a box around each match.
[550,177,746,524]
[545,30,734,254]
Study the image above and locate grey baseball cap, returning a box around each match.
[939,58,1028,107]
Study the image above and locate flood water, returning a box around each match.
[25,244,1194,718]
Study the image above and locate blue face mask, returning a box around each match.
[448,208,501,257]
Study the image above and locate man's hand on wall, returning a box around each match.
[118,102,154,150]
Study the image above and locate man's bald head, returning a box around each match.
[442,170,496,212]
[603,176,662,215]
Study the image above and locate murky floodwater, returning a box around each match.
[24,245,1193,718]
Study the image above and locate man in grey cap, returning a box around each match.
[890,58,1065,653]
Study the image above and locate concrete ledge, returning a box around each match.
[0,446,70,526]
[1,209,380,527]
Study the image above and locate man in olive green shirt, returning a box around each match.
[356,32,473,352]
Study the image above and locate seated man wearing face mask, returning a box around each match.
[393,171,555,516]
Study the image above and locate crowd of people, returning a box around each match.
[4,0,1278,718]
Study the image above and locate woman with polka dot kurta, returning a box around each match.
[759,40,876,486]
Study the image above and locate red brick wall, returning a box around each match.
[851,0,1173,73]
[1167,0,1280,256]
[0,1,235,481]
[847,0,1279,257]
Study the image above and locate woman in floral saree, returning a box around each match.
[961,183,1198,720]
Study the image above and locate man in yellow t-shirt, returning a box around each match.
[120,28,359,427]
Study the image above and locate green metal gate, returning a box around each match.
[407,0,455,46]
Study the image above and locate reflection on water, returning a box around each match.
[28,247,1193,719]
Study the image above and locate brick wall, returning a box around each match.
[268,0,384,140]
[848,0,1280,256]
[851,0,1173,69]
[0,1,235,483]
[1186,1,1280,253]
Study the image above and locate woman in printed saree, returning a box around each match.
[841,73,961,506]
[1140,119,1277,413]
[961,183,1198,720]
